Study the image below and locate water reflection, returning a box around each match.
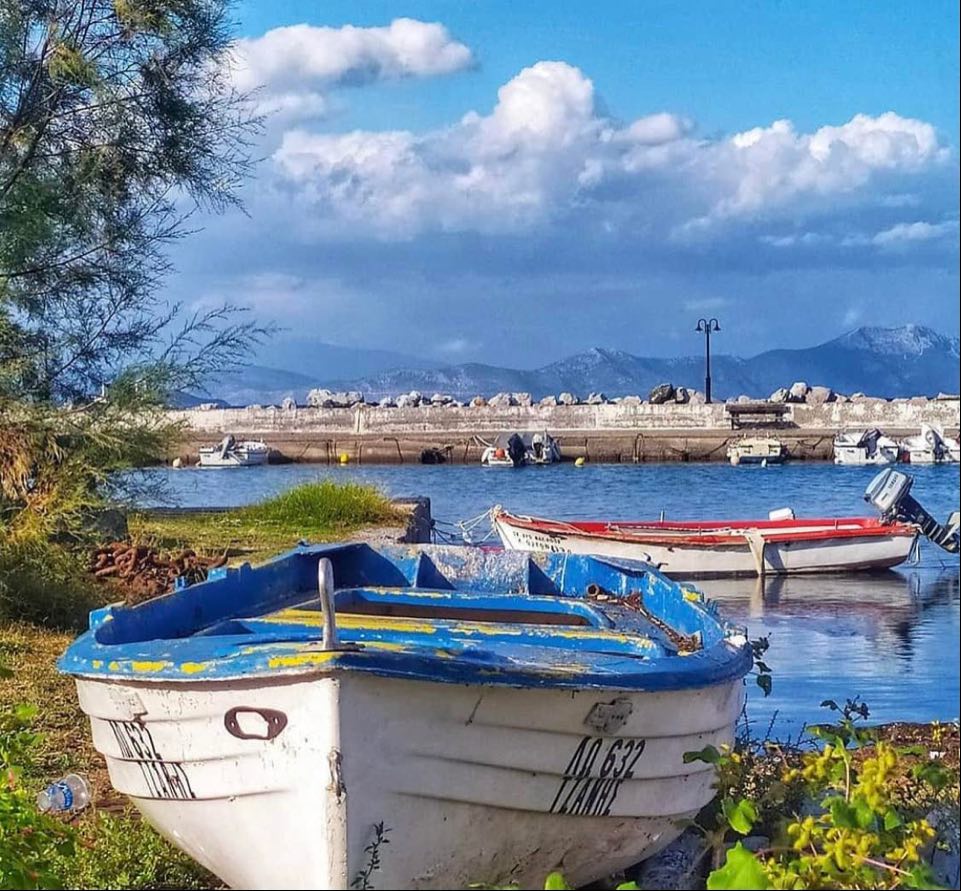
[703,568,959,660]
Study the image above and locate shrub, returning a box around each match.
[699,698,958,890]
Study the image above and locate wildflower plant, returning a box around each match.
[700,697,956,890]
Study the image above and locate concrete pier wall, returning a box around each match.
[167,398,961,465]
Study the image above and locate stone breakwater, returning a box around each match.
[168,396,960,465]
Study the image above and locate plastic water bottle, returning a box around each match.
[36,774,91,814]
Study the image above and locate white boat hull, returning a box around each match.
[198,447,269,467]
[494,520,915,577]
[902,442,960,464]
[75,671,745,889]
[833,446,899,466]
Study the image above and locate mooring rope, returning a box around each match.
[432,509,497,545]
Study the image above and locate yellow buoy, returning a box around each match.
[574,456,586,467]
[339,452,350,465]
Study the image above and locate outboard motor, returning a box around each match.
[506,433,526,467]
[218,434,236,460]
[531,433,545,461]
[865,468,959,553]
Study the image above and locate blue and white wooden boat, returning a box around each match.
[59,543,752,890]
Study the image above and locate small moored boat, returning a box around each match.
[480,431,561,467]
[494,470,959,578]
[59,544,751,890]
[726,436,786,466]
[833,429,899,465]
[198,435,269,467]
[900,424,961,464]
[494,509,917,577]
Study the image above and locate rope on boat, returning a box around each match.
[457,508,497,544]
[432,509,497,545]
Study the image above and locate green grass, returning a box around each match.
[238,479,398,528]
[52,810,215,890]
[132,480,404,564]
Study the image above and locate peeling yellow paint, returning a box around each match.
[179,661,210,674]
[259,609,440,635]
[131,660,167,673]
[267,651,338,669]
[91,659,103,669]
[107,661,120,671]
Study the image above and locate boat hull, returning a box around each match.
[729,454,786,465]
[833,445,899,465]
[494,517,916,577]
[903,447,961,465]
[75,671,744,889]
[198,450,268,468]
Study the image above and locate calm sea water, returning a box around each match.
[131,462,960,736]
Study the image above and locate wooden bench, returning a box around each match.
[725,402,791,429]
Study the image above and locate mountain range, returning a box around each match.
[178,325,960,406]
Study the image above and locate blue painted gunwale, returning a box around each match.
[58,543,753,691]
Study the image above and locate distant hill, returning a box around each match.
[253,339,439,380]
[179,365,317,407]
[176,340,440,406]
[181,325,960,405]
[326,325,959,401]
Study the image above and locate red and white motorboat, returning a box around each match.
[492,470,961,578]
[492,508,918,577]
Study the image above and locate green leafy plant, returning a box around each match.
[751,636,774,697]
[0,696,76,890]
[697,697,957,890]
[351,822,392,890]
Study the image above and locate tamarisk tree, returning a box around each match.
[1,1,271,558]
[0,0,265,404]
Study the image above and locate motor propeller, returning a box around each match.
[864,468,959,554]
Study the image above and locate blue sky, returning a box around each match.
[172,1,960,369]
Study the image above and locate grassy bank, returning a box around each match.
[1,480,402,889]
[130,479,404,564]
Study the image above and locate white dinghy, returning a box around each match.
[59,544,752,890]
[900,424,961,464]
[727,436,786,466]
[198,434,269,467]
[833,429,899,465]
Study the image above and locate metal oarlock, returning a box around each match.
[318,557,339,649]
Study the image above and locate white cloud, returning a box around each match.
[264,60,952,242]
[871,220,959,247]
[233,18,473,119]
[621,112,692,146]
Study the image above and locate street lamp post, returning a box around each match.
[695,318,720,404]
